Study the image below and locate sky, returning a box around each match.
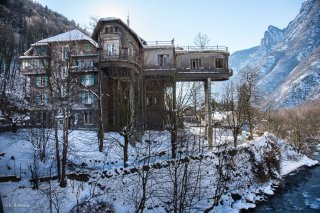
[36,0,305,53]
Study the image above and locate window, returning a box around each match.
[35,76,48,87]
[62,46,69,60]
[74,113,78,125]
[82,92,94,105]
[190,59,201,68]
[158,54,169,66]
[215,58,225,68]
[36,94,48,106]
[153,97,159,105]
[61,84,67,97]
[104,41,119,56]
[105,26,119,34]
[22,61,31,69]
[36,112,47,125]
[77,60,94,71]
[61,67,68,79]
[128,44,134,57]
[146,97,159,106]
[107,44,116,55]
[84,111,93,125]
[35,46,48,56]
[82,74,94,86]
[25,77,30,97]
[84,44,91,51]
[146,97,152,106]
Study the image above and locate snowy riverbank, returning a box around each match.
[0,130,318,212]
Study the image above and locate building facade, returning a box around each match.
[20,18,232,137]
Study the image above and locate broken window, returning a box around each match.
[84,111,93,125]
[62,46,69,60]
[158,54,169,66]
[215,58,225,68]
[190,58,201,68]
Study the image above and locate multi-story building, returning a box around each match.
[20,18,232,140]
[20,29,100,129]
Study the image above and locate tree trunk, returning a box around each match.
[124,134,129,167]
[171,81,177,159]
[60,118,68,187]
[233,128,238,148]
[54,120,61,180]
[97,50,104,152]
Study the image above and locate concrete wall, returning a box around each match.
[175,51,229,70]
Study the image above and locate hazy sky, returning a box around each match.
[36,0,304,53]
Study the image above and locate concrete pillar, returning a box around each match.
[204,78,213,147]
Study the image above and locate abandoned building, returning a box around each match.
[20,17,232,143]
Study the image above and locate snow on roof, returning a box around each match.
[99,17,118,21]
[34,29,98,48]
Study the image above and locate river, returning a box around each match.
[252,143,320,213]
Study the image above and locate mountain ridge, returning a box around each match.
[230,0,320,109]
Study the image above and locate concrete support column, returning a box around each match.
[204,78,213,147]
[129,71,136,138]
[172,80,177,158]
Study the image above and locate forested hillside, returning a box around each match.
[0,0,82,120]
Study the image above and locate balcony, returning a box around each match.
[176,67,232,81]
[100,51,142,70]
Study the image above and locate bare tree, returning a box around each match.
[223,82,245,147]
[240,67,259,140]
[194,32,210,50]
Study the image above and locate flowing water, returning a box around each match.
[253,143,320,213]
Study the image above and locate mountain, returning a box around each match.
[230,0,320,109]
[0,0,83,53]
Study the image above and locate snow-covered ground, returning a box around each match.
[0,129,318,212]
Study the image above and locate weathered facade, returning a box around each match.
[20,18,232,142]
[20,30,100,129]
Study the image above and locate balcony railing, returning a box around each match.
[176,67,230,73]
[100,52,142,65]
[70,66,97,72]
[144,64,176,70]
[176,45,228,52]
[144,40,174,46]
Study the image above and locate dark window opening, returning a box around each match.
[190,59,201,68]
[146,97,152,106]
[158,54,169,66]
[105,26,119,34]
[153,97,159,105]
[84,111,93,125]
[215,58,225,68]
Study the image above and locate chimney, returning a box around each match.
[127,10,130,27]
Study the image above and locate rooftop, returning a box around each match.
[34,29,98,48]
